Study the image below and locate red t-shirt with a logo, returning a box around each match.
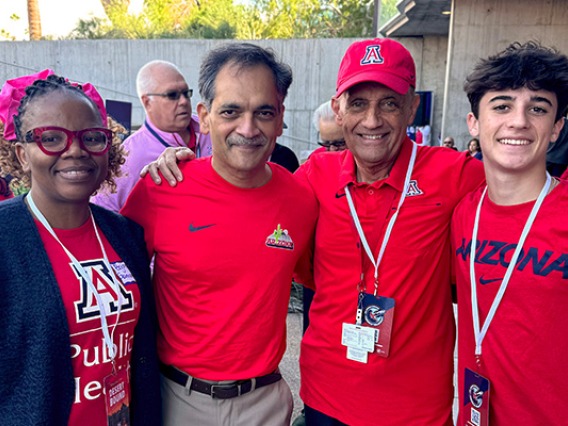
[122,158,317,380]
[37,218,140,425]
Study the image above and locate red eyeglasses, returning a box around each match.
[24,126,113,156]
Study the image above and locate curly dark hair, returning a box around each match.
[464,41,568,121]
[0,74,125,194]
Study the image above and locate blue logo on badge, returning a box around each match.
[364,305,385,326]
[469,384,484,408]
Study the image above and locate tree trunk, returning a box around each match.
[27,0,42,40]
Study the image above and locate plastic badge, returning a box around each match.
[360,293,395,357]
[463,368,490,426]
[104,368,131,426]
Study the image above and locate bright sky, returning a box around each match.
[1,0,143,40]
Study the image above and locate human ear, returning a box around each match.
[467,112,480,137]
[550,117,565,143]
[14,142,32,173]
[276,105,285,137]
[406,93,421,125]
[141,95,152,111]
[331,97,343,126]
[196,102,211,135]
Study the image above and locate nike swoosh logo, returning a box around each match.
[189,224,215,232]
[335,193,346,198]
[479,276,503,285]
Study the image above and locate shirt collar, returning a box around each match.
[144,116,199,145]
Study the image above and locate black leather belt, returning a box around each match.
[160,364,282,399]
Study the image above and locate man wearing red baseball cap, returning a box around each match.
[142,38,486,425]
[294,38,485,425]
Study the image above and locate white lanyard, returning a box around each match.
[27,193,123,362]
[345,142,418,295]
[470,173,551,358]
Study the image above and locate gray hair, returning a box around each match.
[312,100,335,131]
[198,43,293,110]
[135,60,185,100]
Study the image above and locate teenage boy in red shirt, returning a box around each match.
[453,41,568,425]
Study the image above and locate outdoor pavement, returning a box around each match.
[280,312,304,423]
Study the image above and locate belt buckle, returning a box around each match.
[210,383,241,399]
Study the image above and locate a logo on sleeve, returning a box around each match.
[73,259,134,322]
[265,224,294,250]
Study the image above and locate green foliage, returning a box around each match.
[0,14,22,41]
[65,0,398,40]
[184,0,243,39]
[325,0,375,38]
[380,0,400,26]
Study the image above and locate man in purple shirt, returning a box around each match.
[92,60,212,211]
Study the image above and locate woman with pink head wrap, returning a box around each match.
[0,72,160,425]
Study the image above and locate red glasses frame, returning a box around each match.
[24,126,113,156]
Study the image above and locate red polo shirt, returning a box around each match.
[295,139,485,425]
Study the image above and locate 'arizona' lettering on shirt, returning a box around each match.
[455,238,568,280]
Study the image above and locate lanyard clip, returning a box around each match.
[356,292,365,325]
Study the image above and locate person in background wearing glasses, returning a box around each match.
[0,72,161,425]
[442,136,458,150]
[312,100,347,153]
[92,59,212,212]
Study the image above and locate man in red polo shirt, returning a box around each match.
[294,38,484,426]
[143,38,485,425]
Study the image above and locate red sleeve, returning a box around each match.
[292,162,317,289]
[456,154,486,197]
[120,176,156,258]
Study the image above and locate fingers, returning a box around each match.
[138,147,195,187]
[159,152,182,186]
[148,161,164,185]
[161,147,194,185]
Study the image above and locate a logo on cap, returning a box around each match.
[360,45,384,65]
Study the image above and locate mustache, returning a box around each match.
[227,135,268,146]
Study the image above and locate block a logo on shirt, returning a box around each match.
[265,224,294,250]
[73,259,134,322]
[405,180,424,197]
[360,45,384,65]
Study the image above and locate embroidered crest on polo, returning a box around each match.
[405,180,424,197]
[265,224,294,250]
[360,45,384,65]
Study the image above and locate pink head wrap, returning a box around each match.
[0,69,107,141]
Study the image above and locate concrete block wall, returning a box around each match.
[0,37,444,157]
[443,0,568,150]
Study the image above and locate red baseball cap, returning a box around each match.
[335,38,416,97]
